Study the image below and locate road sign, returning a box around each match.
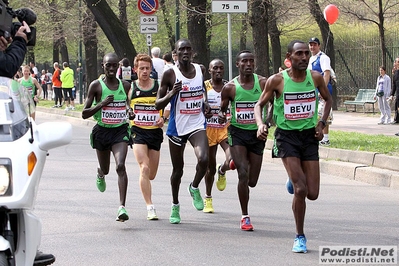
[140,15,158,25]
[212,0,247,13]
[146,34,152,46]
[138,0,159,15]
[140,25,158,34]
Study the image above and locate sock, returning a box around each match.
[172,202,180,207]
[190,183,199,190]
[218,165,225,175]
[323,134,329,141]
[205,195,212,198]
[147,204,155,211]
[296,234,305,238]
[242,215,249,219]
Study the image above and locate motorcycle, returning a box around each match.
[0,77,72,265]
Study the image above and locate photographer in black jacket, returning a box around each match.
[0,21,56,266]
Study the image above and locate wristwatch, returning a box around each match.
[319,119,326,127]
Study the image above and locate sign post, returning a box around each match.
[212,0,248,80]
[138,0,159,55]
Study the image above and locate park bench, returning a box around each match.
[343,89,377,113]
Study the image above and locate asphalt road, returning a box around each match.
[34,114,399,266]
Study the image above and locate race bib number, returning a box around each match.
[101,100,127,124]
[133,104,160,126]
[283,91,316,120]
[235,101,256,124]
[179,89,203,115]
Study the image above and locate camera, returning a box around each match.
[0,0,36,46]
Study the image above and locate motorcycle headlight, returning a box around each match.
[0,159,11,196]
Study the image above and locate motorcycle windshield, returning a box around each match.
[0,77,31,142]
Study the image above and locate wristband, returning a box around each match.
[319,119,326,127]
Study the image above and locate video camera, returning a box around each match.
[0,0,36,46]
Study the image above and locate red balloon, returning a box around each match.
[324,4,339,25]
[284,58,291,68]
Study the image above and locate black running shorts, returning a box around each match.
[227,125,265,155]
[272,127,319,160]
[131,126,164,151]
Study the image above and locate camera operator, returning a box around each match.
[0,21,56,266]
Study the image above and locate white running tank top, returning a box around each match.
[166,63,206,136]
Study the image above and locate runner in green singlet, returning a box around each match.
[254,40,332,254]
[218,50,268,231]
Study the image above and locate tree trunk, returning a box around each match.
[308,0,337,110]
[118,0,128,29]
[267,1,281,74]
[83,10,98,88]
[240,14,248,51]
[378,0,386,67]
[85,0,137,61]
[251,0,270,77]
[186,0,208,66]
[160,0,176,51]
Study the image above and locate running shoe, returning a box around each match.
[286,178,294,195]
[240,216,254,231]
[96,175,106,192]
[216,164,226,191]
[170,205,181,224]
[203,197,214,213]
[319,140,330,146]
[116,206,129,222]
[188,183,204,210]
[147,207,158,220]
[292,235,307,253]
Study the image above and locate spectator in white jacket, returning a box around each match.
[374,66,392,124]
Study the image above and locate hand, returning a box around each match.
[315,124,324,141]
[256,124,268,141]
[170,80,182,95]
[127,108,135,120]
[14,21,31,43]
[0,36,10,51]
[33,95,39,103]
[218,111,227,124]
[155,116,165,128]
[204,102,212,119]
[102,94,114,107]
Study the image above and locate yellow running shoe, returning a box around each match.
[216,164,226,191]
[203,197,214,213]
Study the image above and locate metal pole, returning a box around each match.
[78,0,83,104]
[228,13,232,80]
[175,0,180,42]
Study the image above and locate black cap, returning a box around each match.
[309,37,320,45]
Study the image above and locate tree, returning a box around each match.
[84,0,137,61]
[83,9,98,87]
[337,0,399,67]
[186,0,208,66]
[267,1,282,74]
[250,0,270,77]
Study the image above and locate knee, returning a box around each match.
[294,184,307,198]
[198,154,208,167]
[140,164,150,177]
[115,163,126,175]
[171,168,183,181]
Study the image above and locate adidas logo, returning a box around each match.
[119,90,125,95]
[254,88,260,94]
[306,81,312,87]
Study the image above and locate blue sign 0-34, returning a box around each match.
[138,0,159,15]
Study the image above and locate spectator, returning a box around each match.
[40,70,49,100]
[151,47,164,81]
[60,62,75,111]
[374,66,391,124]
[52,62,63,108]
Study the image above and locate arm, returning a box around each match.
[255,74,281,139]
[312,71,332,139]
[33,78,42,102]
[123,80,135,120]
[82,80,111,119]
[200,64,211,117]
[218,82,235,124]
[155,68,180,110]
